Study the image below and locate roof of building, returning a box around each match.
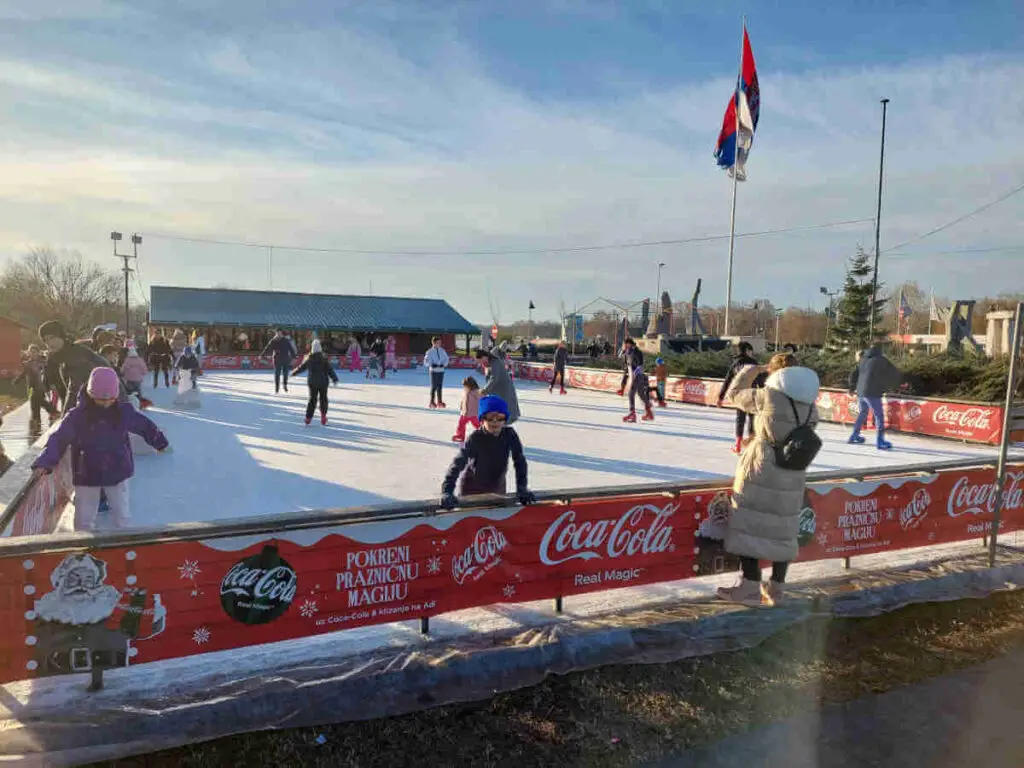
[149,286,479,334]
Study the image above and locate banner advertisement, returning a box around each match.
[199,354,480,371]
[1,463,1020,686]
[512,362,1004,445]
[6,449,73,537]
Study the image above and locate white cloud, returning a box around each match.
[0,12,1021,321]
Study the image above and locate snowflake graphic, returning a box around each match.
[178,560,201,581]
[886,510,896,521]
[427,556,442,575]
[192,626,211,645]
[502,584,516,599]
[299,600,319,618]
[817,533,829,546]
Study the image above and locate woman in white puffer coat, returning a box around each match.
[717,353,820,607]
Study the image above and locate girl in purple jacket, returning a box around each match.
[32,367,169,531]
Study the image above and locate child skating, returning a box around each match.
[291,339,339,425]
[440,395,536,508]
[452,377,481,443]
[31,367,169,531]
[624,365,654,422]
[653,356,668,407]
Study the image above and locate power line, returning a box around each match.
[140,217,874,258]
[883,180,1024,254]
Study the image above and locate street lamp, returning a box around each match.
[111,231,134,335]
[820,286,839,349]
[528,301,536,345]
[656,262,666,301]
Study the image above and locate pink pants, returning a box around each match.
[453,414,479,441]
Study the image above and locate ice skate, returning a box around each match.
[623,411,637,423]
[321,413,328,426]
[641,407,654,421]
[657,400,666,408]
[848,434,866,445]
[616,388,625,397]
[438,401,447,408]
[304,417,312,425]
[429,402,438,409]
[560,387,567,395]
[876,439,893,451]
[716,579,772,607]
[731,437,743,454]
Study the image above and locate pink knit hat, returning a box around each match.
[87,367,120,400]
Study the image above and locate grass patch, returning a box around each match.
[96,591,1024,768]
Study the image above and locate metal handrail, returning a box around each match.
[1,454,1019,558]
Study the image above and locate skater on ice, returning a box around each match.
[440,394,535,509]
[147,331,174,389]
[291,339,339,425]
[550,340,568,395]
[346,337,363,373]
[718,341,764,454]
[169,328,188,383]
[475,344,520,424]
[119,342,149,398]
[261,328,298,393]
[14,344,58,430]
[31,367,169,531]
[848,344,901,450]
[425,336,450,408]
[368,336,386,379]
[616,338,643,396]
[716,353,820,607]
[452,376,481,443]
[624,365,655,422]
[385,335,398,374]
[653,357,668,407]
[39,320,125,413]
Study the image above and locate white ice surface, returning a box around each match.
[122,369,996,528]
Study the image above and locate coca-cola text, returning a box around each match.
[539,503,676,566]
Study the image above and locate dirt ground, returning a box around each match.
[95,590,1024,768]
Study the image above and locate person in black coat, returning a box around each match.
[262,329,299,393]
[39,320,125,413]
[440,395,535,507]
[550,341,569,394]
[717,341,762,454]
[147,332,174,388]
[291,340,339,425]
[617,338,644,396]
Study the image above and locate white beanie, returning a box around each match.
[311,339,322,354]
[765,366,820,405]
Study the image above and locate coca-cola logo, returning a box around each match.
[451,526,508,585]
[932,405,993,431]
[220,545,297,625]
[203,355,238,369]
[905,403,922,422]
[947,472,1023,518]
[539,503,676,566]
[817,393,833,410]
[682,380,707,398]
[899,488,931,530]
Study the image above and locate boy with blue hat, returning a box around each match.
[440,394,536,508]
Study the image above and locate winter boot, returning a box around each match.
[848,433,866,445]
[731,437,743,454]
[622,411,637,423]
[765,581,785,605]
[321,413,328,426]
[641,406,654,421]
[716,579,772,607]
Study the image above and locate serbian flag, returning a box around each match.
[714,26,760,181]
[899,293,913,321]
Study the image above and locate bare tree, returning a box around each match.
[0,247,122,335]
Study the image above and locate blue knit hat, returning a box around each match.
[478,394,509,420]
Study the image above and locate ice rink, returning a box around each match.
[118,368,998,529]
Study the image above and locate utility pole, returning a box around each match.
[868,97,890,340]
[111,232,139,334]
[656,262,665,303]
[528,300,536,342]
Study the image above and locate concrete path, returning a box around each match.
[660,648,1024,768]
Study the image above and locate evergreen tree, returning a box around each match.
[828,247,887,353]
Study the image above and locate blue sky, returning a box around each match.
[0,0,1021,324]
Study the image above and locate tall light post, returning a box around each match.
[656,262,666,302]
[110,231,137,334]
[868,97,890,340]
[820,285,839,349]
[528,300,536,343]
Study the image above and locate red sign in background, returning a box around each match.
[513,362,1007,445]
[0,463,1020,685]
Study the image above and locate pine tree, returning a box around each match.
[828,247,887,353]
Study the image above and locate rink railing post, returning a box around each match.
[843,557,851,570]
[420,617,429,635]
[554,596,563,614]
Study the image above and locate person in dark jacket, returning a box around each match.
[616,338,643,396]
[440,395,535,507]
[550,341,569,395]
[31,367,169,530]
[15,345,58,428]
[368,336,387,379]
[291,339,339,425]
[148,332,174,388]
[848,345,901,450]
[718,341,761,454]
[175,346,201,388]
[624,365,654,422]
[262,329,298,393]
[39,320,125,414]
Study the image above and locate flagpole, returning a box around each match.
[723,16,745,338]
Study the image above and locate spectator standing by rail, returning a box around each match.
[716,353,820,607]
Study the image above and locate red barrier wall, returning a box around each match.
[201,354,480,371]
[512,362,1006,445]
[1,463,1020,685]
